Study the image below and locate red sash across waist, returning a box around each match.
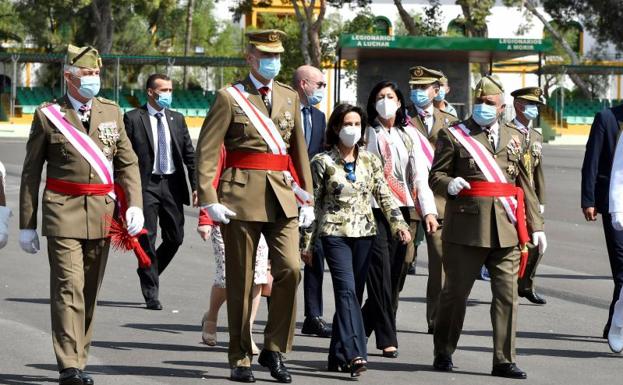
[46,178,113,196]
[225,151,302,187]
[459,181,531,277]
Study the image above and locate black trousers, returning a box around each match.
[322,236,372,365]
[361,207,410,349]
[602,213,623,330]
[137,174,185,302]
[304,238,325,318]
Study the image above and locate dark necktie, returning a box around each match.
[155,112,168,174]
[302,106,312,146]
[259,86,271,113]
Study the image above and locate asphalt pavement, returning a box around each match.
[0,140,621,385]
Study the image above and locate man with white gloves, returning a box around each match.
[0,161,10,249]
[428,76,546,379]
[19,44,142,385]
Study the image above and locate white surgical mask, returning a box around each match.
[338,125,361,148]
[375,98,398,120]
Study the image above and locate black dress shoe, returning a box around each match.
[433,355,453,372]
[491,363,527,379]
[81,372,94,385]
[59,368,83,385]
[382,349,399,358]
[258,349,292,383]
[146,299,163,310]
[519,290,547,305]
[301,317,332,338]
[408,263,416,275]
[427,325,434,335]
[230,367,255,383]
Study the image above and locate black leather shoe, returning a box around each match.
[146,299,163,310]
[258,349,292,383]
[230,367,255,383]
[81,372,94,385]
[491,363,527,379]
[382,349,399,358]
[519,290,547,305]
[59,368,83,385]
[427,325,434,335]
[433,355,453,372]
[301,317,332,338]
[408,263,416,275]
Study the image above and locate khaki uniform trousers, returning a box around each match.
[396,219,420,311]
[221,217,301,368]
[433,242,519,365]
[425,225,444,330]
[48,237,110,370]
[518,243,542,293]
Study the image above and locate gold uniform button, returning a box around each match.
[90,173,94,178]
[267,170,272,175]
[493,155,497,159]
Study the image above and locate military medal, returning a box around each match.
[98,122,120,146]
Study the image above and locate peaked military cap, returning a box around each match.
[439,76,449,86]
[67,44,102,69]
[474,75,504,97]
[246,29,286,53]
[511,86,544,104]
[409,66,444,85]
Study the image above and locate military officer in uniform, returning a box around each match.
[510,86,547,305]
[429,75,546,379]
[19,45,143,385]
[195,30,313,383]
[406,66,458,333]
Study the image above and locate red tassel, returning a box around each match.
[107,215,151,268]
[518,246,529,278]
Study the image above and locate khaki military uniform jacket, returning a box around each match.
[195,76,312,222]
[19,95,142,239]
[429,118,544,248]
[411,107,458,219]
[512,120,546,204]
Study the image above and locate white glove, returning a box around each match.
[19,229,40,254]
[539,205,545,214]
[205,203,237,224]
[125,206,144,237]
[532,231,547,254]
[613,213,623,232]
[447,177,471,196]
[298,206,315,228]
[0,206,11,249]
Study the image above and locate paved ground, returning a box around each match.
[0,140,621,384]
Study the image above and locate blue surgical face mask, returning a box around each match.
[410,88,432,108]
[258,57,281,80]
[434,88,446,101]
[156,91,173,109]
[523,104,539,120]
[307,86,324,106]
[472,103,499,127]
[77,75,100,99]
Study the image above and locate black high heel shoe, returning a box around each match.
[350,357,367,377]
[327,356,347,372]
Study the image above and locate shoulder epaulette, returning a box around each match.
[96,96,118,106]
[531,127,543,136]
[274,81,296,92]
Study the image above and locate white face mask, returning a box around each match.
[375,97,398,120]
[338,125,361,148]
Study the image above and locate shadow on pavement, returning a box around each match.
[459,345,617,359]
[0,374,57,385]
[539,274,612,280]
[91,340,224,353]
[4,297,145,309]
[122,323,205,333]
[461,329,607,344]
[27,363,224,380]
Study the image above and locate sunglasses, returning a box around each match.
[344,162,356,182]
[306,79,327,88]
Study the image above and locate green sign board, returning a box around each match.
[339,34,553,53]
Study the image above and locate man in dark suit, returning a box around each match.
[581,104,623,338]
[124,73,197,310]
[293,65,331,338]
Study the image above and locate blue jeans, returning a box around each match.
[321,236,373,365]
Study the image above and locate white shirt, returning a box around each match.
[482,121,500,150]
[513,118,531,139]
[67,93,92,120]
[415,104,435,134]
[249,72,273,106]
[147,103,175,175]
[611,134,623,213]
[366,124,437,216]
